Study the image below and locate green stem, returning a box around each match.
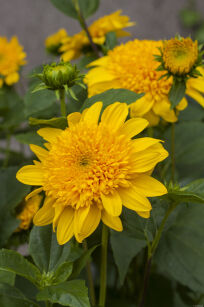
[73,0,100,58]
[83,240,96,307]
[59,88,66,117]
[3,133,11,168]
[171,122,175,183]
[45,301,52,307]
[99,224,109,307]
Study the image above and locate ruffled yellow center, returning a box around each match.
[162,38,198,75]
[104,40,173,102]
[42,122,133,209]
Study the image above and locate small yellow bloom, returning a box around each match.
[60,10,135,61]
[162,37,198,76]
[0,36,26,88]
[85,39,204,125]
[45,29,68,56]
[16,195,42,231]
[16,102,168,245]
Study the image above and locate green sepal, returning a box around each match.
[169,78,186,109]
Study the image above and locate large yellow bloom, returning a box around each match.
[85,40,204,125]
[60,10,135,61]
[45,29,68,55]
[16,195,42,231]
[0,36,26,88]
[16,102,168,245]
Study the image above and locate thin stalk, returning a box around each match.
[45,301,52,307]
[3,133,11,168]
[59,88,66,117]
[99,224,109,307]
[138,202,178,307]
[82,240,96,307]
[171,122,175,182]
[73,0,100,58]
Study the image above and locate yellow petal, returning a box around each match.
[67,112,81,127]
[53,202,66,231]
[137,211,150,218]
[118,186,152,212]
[85,67,116,86]
[144,110,160,127]
[33,196,55,226]
[37,127,62,143]
[25,187,43,201]
[87,56,109,67]
[132,138,162,153]
[101,190,122,216]
[74,205,101,243]
[119,118,148,138]
[130,152,163,173]
[153,99,177,122]
[176,97,188,111]
[131,175,167,197]
[82,101,103,124]
[30,144,48,161]
[16,165,43,186]
[57,207,75,245]
[188,77,204,94]
[101,210,123,231]
[101,103,128,132]
[130,95,154,117]
[186,88,204,107]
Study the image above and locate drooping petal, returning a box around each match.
[118,185,152,212]
[30,144,48,161]
[53,202,66,231]
[186,88,204,107]
[188,77,204,94]
[33,196,55,226]
[57,207,75,245]
[137,211,150,218]
[153,99,177,122]
[176,97,188,111]
[101,210,123,231]
[16,165,44,186]
[131,175,167,197]
[25,187,43,201]
[67,112,81,127]
[37,128,62,143]
[74,205,101,243]
[119,118,148,138]
[82,101,103,124]
[101,190,122,216]
[101,103,128,131]
[130,95,154,117]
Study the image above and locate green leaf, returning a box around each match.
[81,89,144,111]
[50,0,100,19]
[180,8,201,28]
[0,249,41,286]
[67,84,88,114]
[70,245,99,280]
[195,23,204,43]
[37,280,90,306]
[0,269,15,286]
[155,203,204,293]
[110,230,146,285]
[24,87,57,117]
[53,262,73,284]
[166,179,204,204]
[0,283,39,307]
[103,31,118,52]
[14,131,44,146]
[29,225,71,273]
[169,79,186,109]
[0,167,30,247]
[29,116,67,129]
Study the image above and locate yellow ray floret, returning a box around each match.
[16,102,168,245]
[0,36,26,88]
[60,10,135,61]
[84,39,204,125]
[45,29,68,55]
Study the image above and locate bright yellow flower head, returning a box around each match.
[16,102,168,245]
[45,29,68,55]
[0,36,26,88]
[85,39,204,125]
[60,10,135,62]
[162,37,198,76]
[16,195,42,231]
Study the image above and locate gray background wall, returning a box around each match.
[1,0,204,74]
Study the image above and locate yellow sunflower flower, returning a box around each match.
[16,102,168,245]
[85,40,204,125]
[16,194,43,231]
[45,29,68,56]
[0,36,26,88]
[60,10,135,61]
